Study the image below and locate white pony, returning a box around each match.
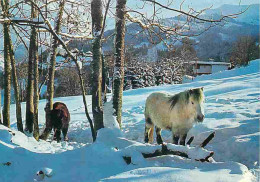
[144,87,205,145]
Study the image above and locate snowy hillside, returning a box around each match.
[205,4,259,25]
[0,60,259,181]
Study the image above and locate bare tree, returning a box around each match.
[0,85,1,125]
[0,0,24,131]
[1,0,11,128]
[230,36,259,67]
[40,0,66,140]
[8,30,23,132]
[125,0,248,49]
[91,0,104,134]
[25,0,38,134]
[33,6,40,140]
[113,0,127,127]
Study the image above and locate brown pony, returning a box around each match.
[51,102,70,142]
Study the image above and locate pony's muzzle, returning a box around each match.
[197,115,204,122]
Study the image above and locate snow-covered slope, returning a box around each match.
[205,4,259,25]
[0,60,259,181]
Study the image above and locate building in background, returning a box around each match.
[190,61,231,75]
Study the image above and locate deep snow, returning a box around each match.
[0,60,259,182]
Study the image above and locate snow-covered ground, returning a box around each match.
[0,60,259,181]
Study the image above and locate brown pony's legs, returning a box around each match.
[62,126,69,141]
[53,128,61,143]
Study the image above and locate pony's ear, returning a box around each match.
[201,87,204,91]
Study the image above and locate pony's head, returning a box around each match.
[186,87,205,122]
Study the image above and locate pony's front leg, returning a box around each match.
[144,122,154,143]
[155,126,163,144]
[180,134,187,146]
[173,134,179,145]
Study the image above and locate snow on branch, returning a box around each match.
[59,32,93,40]
[0,17,44,25]
[122,132,215,165]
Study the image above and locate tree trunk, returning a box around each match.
[1,0,11,128]
[91,0,104,133]
[0,87,2,124]
[7,29,23,132]
[113,0,127,128]
[102,55,108,103]
[40,0,65,140]
[26,0,38,133]
[32,7,39,140]
[75,62,96,142]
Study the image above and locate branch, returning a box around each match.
[0,18,44,25]
[100,0,112,39]
[59,32,93,40]
[142,0,249,22]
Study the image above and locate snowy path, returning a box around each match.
[1,60,259,181]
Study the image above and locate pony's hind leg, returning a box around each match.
[173,134,179,145]
[144,117,154,143]
[155,126,163,144]
[62,125,69,141]
[53,128,61,143]
[180,134,187,146]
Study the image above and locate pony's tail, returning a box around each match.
[148,126,154,143]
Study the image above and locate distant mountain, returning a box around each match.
[103,4,259,59]
[1,4,258,62]
[204,4,259,25]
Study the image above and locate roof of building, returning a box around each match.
[189,61,231,66]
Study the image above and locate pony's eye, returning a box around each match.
[191,101,194,105]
